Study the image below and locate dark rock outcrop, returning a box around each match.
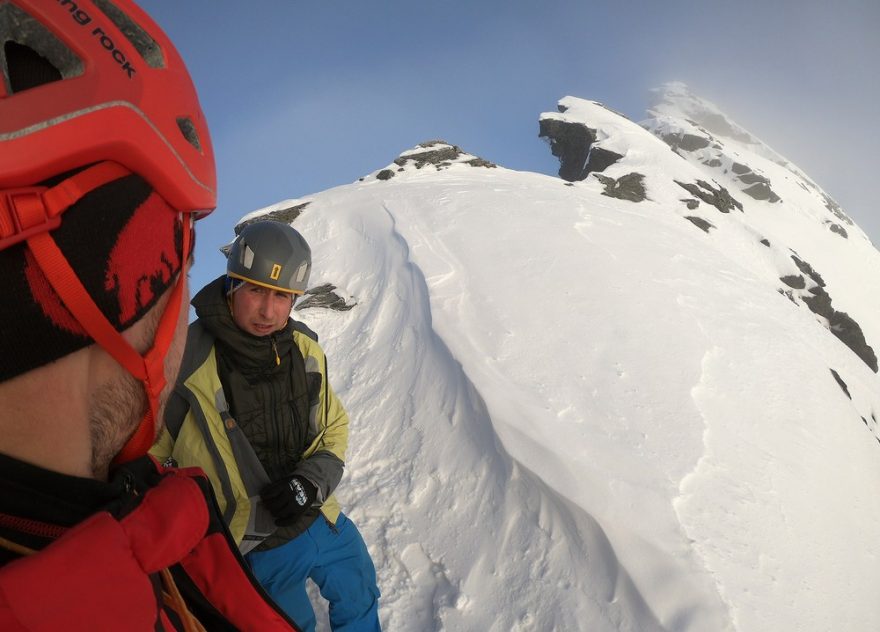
[388,140,497,174]
[585,147,623,175]
[728,162,781,203]
[674,180,743,214]
[830,369,852,399]
[394,144,460,169]
[801,287,876,371]
[780,275,806,289]
[826,222,849,239]
[736,171,766,185]
[782,254,877,372]
[294,283,357,312]
[791,255,824,286]
[539,118,622,182]
[662,132,711,152]
[823,193,854,226]
[742,182,780,203]
[685,216,714,233]
[594,172,646,202]
[223,202,312,256]
[234,202,311,234]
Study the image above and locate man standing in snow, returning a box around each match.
[0,1,297,629]
[152,220,381,631]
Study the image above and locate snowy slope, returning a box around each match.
[236,88,880,631]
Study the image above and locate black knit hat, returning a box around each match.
[0,173,186,382]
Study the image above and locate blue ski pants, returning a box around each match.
[246,512,381,632]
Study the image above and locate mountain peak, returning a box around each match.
[648,81,759,146]
[535,87,877,374]
[368,140,497,182]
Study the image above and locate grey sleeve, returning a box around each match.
[295,450,344,503]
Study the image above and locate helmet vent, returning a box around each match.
[5,41,61,93]
[92,0,164,69]
[0,4,82,94]
[241,245,255,269]
[294,263,308,283]
[176,116,202,151]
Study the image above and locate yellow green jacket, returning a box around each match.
[151,317,349,553]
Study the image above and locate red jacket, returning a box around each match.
[0,455,299,631]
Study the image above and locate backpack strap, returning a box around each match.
[164,320,216,441]
[291,318,318,342]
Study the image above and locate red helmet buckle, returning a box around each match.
[0,187,60,251]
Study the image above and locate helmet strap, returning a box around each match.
[19,162,194,467]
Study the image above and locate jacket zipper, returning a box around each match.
[270,336,281,366]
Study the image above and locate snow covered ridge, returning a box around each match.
[538,84,878,375]
[238,84,880,631]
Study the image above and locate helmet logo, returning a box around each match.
[270,263,282,280]
[52,2,138,78]
[92,27,138,79]
[56,2,91,26]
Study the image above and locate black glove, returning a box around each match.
[260,475,318,526]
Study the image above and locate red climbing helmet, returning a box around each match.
[0,0,216,212]
[0,0,216,465]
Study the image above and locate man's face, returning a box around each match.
[231,282,295,336]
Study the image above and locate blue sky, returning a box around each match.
[138,1,880,299]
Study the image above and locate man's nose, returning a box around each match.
[258,294,274,317]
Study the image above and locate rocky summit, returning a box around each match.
[539,83,877,375]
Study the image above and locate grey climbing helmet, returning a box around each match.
[225,221,311,294]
